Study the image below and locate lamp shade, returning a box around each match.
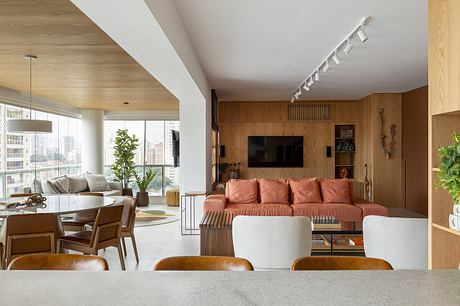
[7,119,52,134]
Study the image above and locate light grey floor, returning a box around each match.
[95,204,199,271]
[97,206,425,271]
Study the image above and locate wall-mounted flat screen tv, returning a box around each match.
[248,136,303,168]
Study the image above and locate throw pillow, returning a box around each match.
[319,179,352,204]
[259,179,289,204]
[289,178,322,204]
[227,179,258,204]
[41,179,58,194]
[49,175,70,193]
[67,175,89,193]
[85,174,112,192]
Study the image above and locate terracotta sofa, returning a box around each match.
[204,178,388,222]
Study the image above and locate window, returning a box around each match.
[104,120,180,196]
[0,103,82,197]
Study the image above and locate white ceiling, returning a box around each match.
[173,0,427,101]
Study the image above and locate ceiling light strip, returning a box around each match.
[290,16,370,103]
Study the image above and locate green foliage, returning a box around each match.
[135,168,157,192]
[111,129,139,189]
[438,134,460,204]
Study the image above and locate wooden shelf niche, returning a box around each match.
[430,113,460,269]
[334,125,356,179]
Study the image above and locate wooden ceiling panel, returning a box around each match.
[0,0,178,110]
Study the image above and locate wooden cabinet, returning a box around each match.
[428,0,460,269]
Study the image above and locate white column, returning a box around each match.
[81,109,104,174]
[180,98,211,193]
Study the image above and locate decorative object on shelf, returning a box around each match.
[135,168,156,207]
[338,167,349,179]
[215,183,225,191]
[7,55,52,133]
[438,134,460,231]
[340,129,354,139]
[5,193,47,210]
[335,139,355,152]
[111,129,139,196]
[290,16,370,102]
[228,163,241,179]
[378,107,396,159]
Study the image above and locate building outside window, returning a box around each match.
[104,120,180,196]
[0,102,82,197]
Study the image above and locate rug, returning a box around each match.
[135,209,179,227]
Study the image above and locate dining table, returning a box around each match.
[0,194,116,219]
[0,270,459,305]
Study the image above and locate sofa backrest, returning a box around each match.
[225,178,355,204]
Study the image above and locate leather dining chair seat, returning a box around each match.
[291,256,393,270]
[7,254,109,271]
[154,256,254,271]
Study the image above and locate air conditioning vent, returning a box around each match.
[287,103,331,121]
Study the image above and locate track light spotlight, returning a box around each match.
[322,60,330,73]
[357,27,368,43]
[332,52,341,64]
[290,16,369,100]
[343,39,353,55]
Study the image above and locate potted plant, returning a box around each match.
[135,168,156,207]
[111,129,139,196]
[438,134,460,230]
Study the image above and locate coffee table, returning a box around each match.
[311,222,364,254]
[200,212,364,256]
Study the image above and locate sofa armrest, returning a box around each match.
[203,194,227,213]
[108,181,123,191]
[353,198,389,218]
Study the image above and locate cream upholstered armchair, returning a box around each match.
[232,216,312,270]
[363,215,428,270]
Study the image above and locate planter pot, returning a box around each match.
[122,188,133,196]
[136,191,149,207]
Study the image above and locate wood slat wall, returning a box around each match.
[218,98,403,208]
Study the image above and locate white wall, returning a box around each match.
[72,0,212,193]
[81,109,104,174]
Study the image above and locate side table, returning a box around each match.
[181,191,207,235]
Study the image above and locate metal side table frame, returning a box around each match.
[181,192,206,235]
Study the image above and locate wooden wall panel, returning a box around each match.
[429,0,460,115]
[218,97,404,208]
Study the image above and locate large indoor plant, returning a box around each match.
[438,134,460,229]
[135,168,156,207]
[111,129,139,196]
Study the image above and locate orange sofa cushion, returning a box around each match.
[227,179,258,204]
[259,179,289,204]
[292,203,362,222]
[224,203,293,216]
[320,179,352,204]
[289,178,322,204]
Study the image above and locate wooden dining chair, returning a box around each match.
[10,193,34,198]
[59,205,125,270]
[0,213,61,269]
[7,253,109,271]
[62,192,104,232]
[154,256,254,271]
[291,256,393,270]
[120,196,139,263]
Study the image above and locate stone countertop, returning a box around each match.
[0,270,459,306]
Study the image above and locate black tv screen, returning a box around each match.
[248,136,303,168]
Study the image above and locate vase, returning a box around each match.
[137,191,149,207]
[454,204,460,216]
